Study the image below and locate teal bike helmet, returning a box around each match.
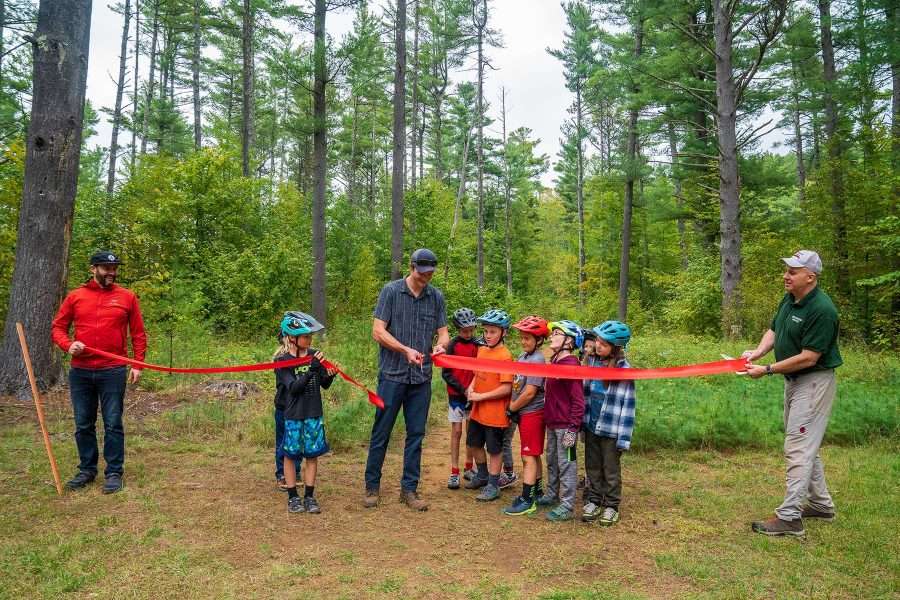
[280,311,324,336]
[548,319,585,350]
[592,320,631,348]
[477,309,511,329]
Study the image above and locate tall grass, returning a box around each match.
[131,321,898,451]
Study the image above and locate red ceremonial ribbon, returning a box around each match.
[432,353,748,380]
[81,346,385,409]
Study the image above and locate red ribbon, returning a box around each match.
[81,346,385,409]
[433,353,748,380]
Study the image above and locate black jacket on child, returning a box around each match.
[274,348,336,420]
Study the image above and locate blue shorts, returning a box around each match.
[283,417,329,459]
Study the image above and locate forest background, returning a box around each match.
[0,0,897,390]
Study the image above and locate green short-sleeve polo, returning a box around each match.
[771,286,843,374]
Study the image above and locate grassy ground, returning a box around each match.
[0,330,896,598]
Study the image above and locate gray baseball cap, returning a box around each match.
[782,250,822,274]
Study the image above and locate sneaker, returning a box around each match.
[447,473,461,489]
[476,483,500,502]
[751,516,805,537]
[498,471,518,489]
[363,489,379,509]
[582,502,602,522]
[304,496,321,514]
[463,468,476,482]
[503,495,536,516]
[546,505,575,522]
[400,490,429,511]
[801,506,835,522]
[288,496,304,513]
[465,476,488,490]
[598,506,620,526]
[536,492,558,507]
[276,477,289,492]
[65,471,95,491]
[102,473,123,494]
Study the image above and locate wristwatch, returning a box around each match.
[765,364,773,376]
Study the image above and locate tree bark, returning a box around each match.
[311,0,328,325]
[667,119,688,269]
[107,0,131,195]
[241,0,254,176]
[0,0,93,393]
[409,0,419,190]
[140,0,159,155]
[192,0,202,150]
[501,87,512,295]
[391,0,407,279]
[131,0,139,169]
[618,17,642,322]
[576,85,585,308]
[473,0,486,288]
[713,0,742,338]
[818,0,848,297]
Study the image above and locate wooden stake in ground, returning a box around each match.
[16,322,63,495]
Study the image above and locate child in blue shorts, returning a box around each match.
[273,311,337,514]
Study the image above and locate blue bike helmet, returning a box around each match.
[280,311,324,336]
[592,320,631,348]
[477,308,511,329]
[548,319,585,350]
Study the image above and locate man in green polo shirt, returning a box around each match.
[742,250,842,537]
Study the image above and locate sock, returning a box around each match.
[488,474,500,488]
[522,483,533,502]
[503,465,514,476]
[287,487,298,499]
[304,485,315,498]
[476,462,488,479]
[535,478,544,498]
[451,467,460,475]
[464,461,473,471]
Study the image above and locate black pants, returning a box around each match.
[584,432,622,509]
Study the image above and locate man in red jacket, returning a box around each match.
[51,250,147,493]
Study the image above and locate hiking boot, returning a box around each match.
[536,492,558,507]
[503,495,536,516]
[475,483,500,502]
[288,496,304,513]
[465,476,488,490]
[363,489,380,509]
[463,468,476,482]
[498,471,518,489]
[582,501,602,522]
[546,505,575,522]
[65,471,95,491]
[400,490,429,511]
[447,473,461,490]
[801,506,835,522]
[751,516,805,537]
[304,496,321,514]
[102,473,123,494]
[599,507,620,526]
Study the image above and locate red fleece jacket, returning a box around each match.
[51,279,147,369]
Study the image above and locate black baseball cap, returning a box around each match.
[89,250,123,266]
[410,248,438,273]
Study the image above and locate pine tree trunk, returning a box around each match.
[618,17,642,322]
[107,0,131,195]
[501,87,512,295]
[474,0,486,288]
[192,0,201,150]
[391,0,407,279]
[409,0,419,190]
[667,119,688,269]
[0,0,93,393]
[1,0,6,93]
[140,0,159,155]
[241,0,254,176]
[818,0,848,298]
[311,0,328,325]
[576,85,585,307]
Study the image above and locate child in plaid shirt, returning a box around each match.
[582,320,636,526]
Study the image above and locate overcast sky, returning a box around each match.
[84,1,784,188]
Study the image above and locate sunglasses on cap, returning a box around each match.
[414,259,438,267]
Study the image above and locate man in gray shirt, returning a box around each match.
[364,248,449,511]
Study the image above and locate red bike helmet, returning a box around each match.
[511,315,550,338]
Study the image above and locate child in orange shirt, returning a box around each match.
[464,309,514,501]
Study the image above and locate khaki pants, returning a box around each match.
[775,369,837,521]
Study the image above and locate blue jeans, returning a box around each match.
[364,377,432,492]
[68,366,127,477]
[274,407,301,479]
